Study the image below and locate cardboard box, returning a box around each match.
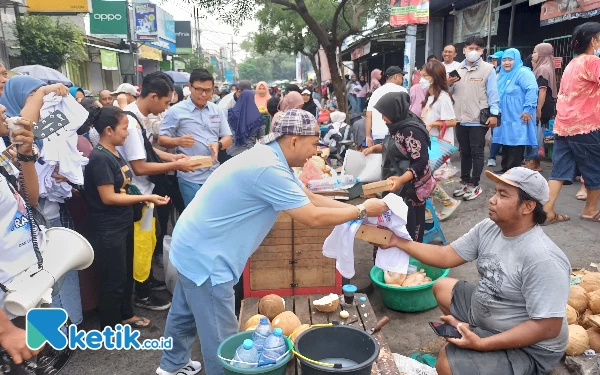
[362,180,394,195]
[189,155,213,169]
[355,224,393,247]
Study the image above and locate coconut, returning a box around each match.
[567,304,579,325]
[568,286,589,314]
[313,294,340,313]
[587,328,600,352]
[589,289,600,314]
[259,294,285,321]
[244,314,269,331]
[272,311,302,336]
[289,324,310,344]
[384,271,407,286]
[246,325,258,331]
[580,272,600,293]
[581,309,594,329]
[566,324,590,356]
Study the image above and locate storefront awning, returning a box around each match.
[83,42,130,54]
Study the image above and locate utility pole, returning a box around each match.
[125,0,138,87]
[194,6,202,57]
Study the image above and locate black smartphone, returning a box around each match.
[449,70,461,81]
[429,322,462,339]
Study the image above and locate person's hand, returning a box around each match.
[485,116,498,129]
[448,76,460,85]
[172,153,187,161]
[366,136,374,148]
[52,172,68,184]
[0,104,7,131]
[10,118,35,155]
[0,324,42,364]
[446,322,485,351]
[208,142,220,161]
[521,112,532,124]
[178,134,195,148]
[426,123,434,132]
[440,314,465,328]
[536,109,542,121]
[148,195,170,206]
[386,176,404,192]
[44,83,69,97]
[175,158,195,173]
[362,198,389,217]
[363,146,374,156]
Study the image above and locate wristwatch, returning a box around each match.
[17,150,38,162]
[356,204,367,220]
[217,141,223,150]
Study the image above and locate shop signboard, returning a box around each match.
[175,21,193,55]
[26,0,91,13]
[540,0,600,26]
[89,0,128,39]
[139,44,162,61]
[149,39,176,54]
[134,2,158,41]
[351,42,371,60]
[390,0,429,27]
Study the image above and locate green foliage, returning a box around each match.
[237,53,295,82]
[184,55,215,75]
[15,14,86,70]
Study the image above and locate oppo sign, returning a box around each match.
[94,13,122,21]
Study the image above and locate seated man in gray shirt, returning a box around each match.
[386,167,570,375]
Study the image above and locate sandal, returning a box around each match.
[439,200,461,221]
[580,211,600,223]
[576,191,588,201]
[122,316,151,328]
[541,213,570,226]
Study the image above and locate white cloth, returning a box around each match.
[116,102,155,195]
[218,92,236,109]
[35,161,72,203]
[367,83,408,140]
[443,61,462,74]
[39,93,89,184]
[422,91,457,145]
[342,149,382,183]
[322,193,413,278]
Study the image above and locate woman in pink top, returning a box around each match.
[544,22,600,225]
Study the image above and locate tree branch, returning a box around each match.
[269,0,299,11]
[336,6,367,43]
[331,0,350,42]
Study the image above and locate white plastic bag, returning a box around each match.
[392,354,438,375]
[342,149,382,183]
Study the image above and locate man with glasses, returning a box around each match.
[451,36,500,201]
[159,68,233,207]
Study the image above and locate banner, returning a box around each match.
[453,0,499,42]
[390,0,429,27]
[139,44,162,61]
[351,42,371,60]
[540,0,600,26]
[135,3,158,41]
[175,21,193,55]
[26,0,91,13]
[100,50,118,71]
[163,11,176,43]
[89,0,127,39]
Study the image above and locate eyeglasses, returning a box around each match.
[191,86,213,95]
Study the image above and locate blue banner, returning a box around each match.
[149,38,176,54]
[134,3,158,41]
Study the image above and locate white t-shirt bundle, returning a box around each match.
[322,193,413,279]
[421,91,456,145]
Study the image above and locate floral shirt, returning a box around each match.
[392,128,435,203]
[554,55,600,136]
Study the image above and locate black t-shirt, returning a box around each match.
[536,76,556,122]
[84,148,134,229]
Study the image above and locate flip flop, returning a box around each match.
[439,200,461,221]
[576,191,588,201]
[123,316,151,328]
[541,213,570,226]
[410,353,437,368]
[580,211,600,223]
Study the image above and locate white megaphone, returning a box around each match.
[4,227,94,317]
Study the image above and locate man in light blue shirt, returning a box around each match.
[156,109,389,375]
[159,68,233,207]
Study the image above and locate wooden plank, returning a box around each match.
[276,213,293,222]
[262,237,293,246]
[293,222,335,230]
[294,295,311,325]
[249,260,293,269]
[294,236,331,245]
[250,265,292,290]
[294,250,334,260]
[253,245,293,254]
[282,296,294,314]
[250,252,293,262]
[292,229,334,238]
[295,261,336,288]
[308,294,329,324]
[294,243,325,252]
[238,298,259,332]
[362,180,393,195]
[265,229,293,238]
[271,222,293,230]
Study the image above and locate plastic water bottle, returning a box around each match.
[308,175,359,192]
[338,175,360,189]
[252,317,273,354]
[233,339,258,369]
[259,328,287,365]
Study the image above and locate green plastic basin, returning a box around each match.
[370,259,450,312]
[217,331,292,375]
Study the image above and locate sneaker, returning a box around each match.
[453,181,469,197]
[151,279,167,291]
[463,185,482,201]
[487,158,496,167]
[135,294,172,311]
[156,360,202,375]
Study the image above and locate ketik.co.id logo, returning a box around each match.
[27,308,172,350]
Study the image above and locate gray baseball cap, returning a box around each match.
[485,168,550,204]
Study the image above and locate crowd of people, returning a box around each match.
[0,19,598,375]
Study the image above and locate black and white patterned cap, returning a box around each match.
[260,109,320,144]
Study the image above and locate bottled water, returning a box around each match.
[252,317,273,354]
[259,328,287,365]
[308,175,359,192]
[233,339,258,369]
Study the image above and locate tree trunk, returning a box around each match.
[307,53,322,91]
[324,45,347,113]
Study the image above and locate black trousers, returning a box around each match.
[501,145,525,172]
[456,125,489,186]
[91,224,135,329]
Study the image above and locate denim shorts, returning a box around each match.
[549,129,600,189]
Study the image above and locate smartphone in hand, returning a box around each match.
[449,70,461,81]
[429,322,462,339]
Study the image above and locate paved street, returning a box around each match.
[62,159,598,375]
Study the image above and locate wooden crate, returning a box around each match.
[243,213,342,298]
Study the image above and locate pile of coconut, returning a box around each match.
[384,269,432,287]
[566,271,600,356]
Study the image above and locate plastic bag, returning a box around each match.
[392,354,438,375]
[133,205,156,283]
[299,159,323,186]
[433,163,459,181]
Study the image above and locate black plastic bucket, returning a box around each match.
[294,326,380,375]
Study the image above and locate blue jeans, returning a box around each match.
[160,273,238,375]
[357,97,366,113]
[348,95,359,116]
[178,177,202,208]
[489,143,502,160]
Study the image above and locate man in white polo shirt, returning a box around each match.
[365,66,407,147]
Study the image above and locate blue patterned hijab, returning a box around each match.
[497,48,524,99]
[228,90,264,146]
[0,75,46,117]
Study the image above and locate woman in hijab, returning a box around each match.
[285,83,302,95]
[301,89,318,117]
[254,81,270,111]
[69,86,85,102]
[369,69,382,93]
[525,43,558,172]
[227,90,265,157]
[492,48,538,173]
[272,91,304,125]
[367,91,435,243]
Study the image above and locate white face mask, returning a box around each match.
[595,48,600,57]
[465,50,482,62]
[419,77,430,90]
